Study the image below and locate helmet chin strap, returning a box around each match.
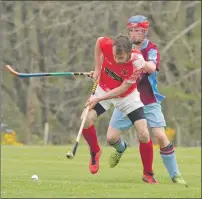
[144,29,148,36]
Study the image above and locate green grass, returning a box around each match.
[1,145,201,198]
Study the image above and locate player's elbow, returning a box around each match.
[145,61,156,74]
[148,67,156,74]
[97,37,104,42]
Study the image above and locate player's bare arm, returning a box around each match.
[99,81,132,100]
[86,67,143,110]
[93,37,104,80]
[133,56,156,74]
[143,61,156,73]
[86,81,132,110]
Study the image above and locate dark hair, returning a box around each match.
[113,34,132,55]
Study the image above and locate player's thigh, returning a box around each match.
[144,103,168,145]
[109,107,133,131]
[134,118,149,141]
[128,107,149,141]
[93,85,112,116]
[144,102,166,128]
[116,89,144,115]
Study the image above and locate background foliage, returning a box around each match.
[1,1,201,146]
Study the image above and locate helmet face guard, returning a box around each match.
[127,16,149,44]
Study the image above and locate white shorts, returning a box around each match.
[94,85,144,115]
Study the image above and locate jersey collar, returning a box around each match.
[141,38,149,50]
[132,38,149,50]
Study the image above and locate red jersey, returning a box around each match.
[98,37,143,98]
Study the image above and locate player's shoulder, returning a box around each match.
[146,40,159,51]
[132,48,141,54]
[131,48,143,60]
[98,37,113,45]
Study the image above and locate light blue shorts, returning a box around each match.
[109,102,166,130]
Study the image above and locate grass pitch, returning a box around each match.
[1,145,201,198]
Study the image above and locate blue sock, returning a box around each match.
[111,139,126,153]
[160,142,180,179]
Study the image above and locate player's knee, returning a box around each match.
[106,133,118,145]
[138,128,150,143]
[82,110,97,129]
[155,132,167,141]
[154,129,169,147]
[83,114,94,129]
[106,126,121,145]
[134,119,150,143]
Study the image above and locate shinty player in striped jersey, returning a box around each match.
[106,15,187,186]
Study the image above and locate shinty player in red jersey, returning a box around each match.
[81,34,157,183]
